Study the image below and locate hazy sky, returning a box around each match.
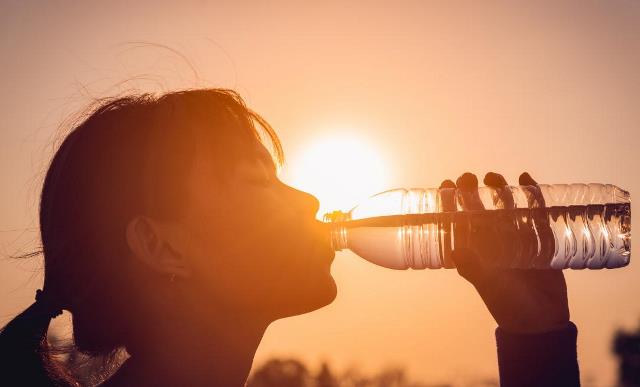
[1,1,639,385]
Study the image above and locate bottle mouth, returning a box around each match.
[323,210,351,223]
[323,210,351,251]
[613,186,631,204]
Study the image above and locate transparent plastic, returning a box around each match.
[323,183,631,270]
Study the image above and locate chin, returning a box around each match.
[316,275,338,307]
[278,275,337,319]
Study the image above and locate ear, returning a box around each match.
[125,216,192,279]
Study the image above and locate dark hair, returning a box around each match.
[0,88,283,386]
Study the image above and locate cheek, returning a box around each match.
[183,189,333,312]
[184,213,287,297]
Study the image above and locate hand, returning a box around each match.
[442,172,570,334]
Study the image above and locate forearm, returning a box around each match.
[495,321,580,387]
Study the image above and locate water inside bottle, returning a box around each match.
[330,203,630,270]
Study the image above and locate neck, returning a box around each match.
[121,308,269,387]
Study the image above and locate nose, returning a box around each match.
[288,185,320,217]
[302,190,320,217]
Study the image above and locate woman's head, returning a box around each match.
[1,88,336,383]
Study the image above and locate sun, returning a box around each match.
[282,133,389,219]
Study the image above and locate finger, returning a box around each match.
[484,172,514,209]
[456,172,484,211]
[483,172,508,188]
[519,171,546,207]
[518,172,552,267]
[439,179,456,189]
[481,172,516,266]
[519,172,538,186]
[452,173,483,259]
[455,172,478,192]
[438,179,458,268]
[439,179,457,213]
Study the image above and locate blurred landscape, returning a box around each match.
[246,358,496,387]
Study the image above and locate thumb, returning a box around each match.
[451,248,490,286]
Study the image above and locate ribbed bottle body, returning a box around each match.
[324,183,631,270]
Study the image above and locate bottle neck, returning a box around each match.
[323,210,350,251]
[329,223,348,251]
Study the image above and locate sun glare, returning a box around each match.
[283,133,389,219]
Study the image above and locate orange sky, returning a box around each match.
[1,1,639,385]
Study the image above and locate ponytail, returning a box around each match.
[0,289,77,386]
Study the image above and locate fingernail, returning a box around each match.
[440,179,456,189]
[456,173,478,191]
[519,172,537,185]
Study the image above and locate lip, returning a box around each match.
[314,233,335,266]
[325,243,336,264]
[295,218,335,265]
[312,232,335,265]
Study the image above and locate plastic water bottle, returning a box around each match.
[323,183,631,270]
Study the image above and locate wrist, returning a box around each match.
[495,321,580,387]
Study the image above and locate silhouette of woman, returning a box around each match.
[0,89,580,386]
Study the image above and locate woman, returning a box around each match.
[0,89,579,386]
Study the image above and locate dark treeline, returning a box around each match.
[245,358,496,387]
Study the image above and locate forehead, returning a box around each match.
[184,136,275,212]
[252,141,277,170]
[189,130,274,180]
